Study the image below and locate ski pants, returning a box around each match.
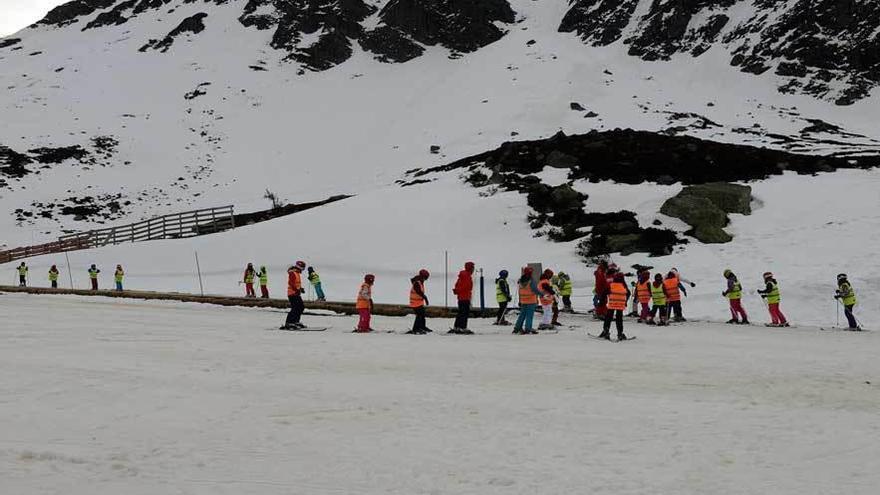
[412,306,427,331]
[91,279,98,291]
[496,301,508,324]
[729,299,748,321]
[541,303,553,326]
[454,300,471,329]
[260,285,269,298]
[639,302,650,321]
[19,275,26,287]
[357,308,371,331]
[51,281,58,289]
[515,303,536,330]
[245,282,255,297]
[552,301,560,324]
[314,283,325,300]
[650,304,667,323]
[768,303,787,325]
[286,295,304,326]
[116,281,123,291]
[668,300,683,319]
[603,309,624,333]
[562,295,572,310]
[844,304,858,329]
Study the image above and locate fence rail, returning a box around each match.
[0,206,234,264]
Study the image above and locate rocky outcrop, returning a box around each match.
[0,38,22,49]
[38,0,116,27]
[660,183,752,243]
[559,0,880,104]
[140,12,208,52]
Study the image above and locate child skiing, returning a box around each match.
[258,266,269,298]
[593,260,609,320]
[514,266,542,335]
[722,269,749,324]
[88,264,100,290]
[494,270,512,325]
[598,272,630,340]
[538,269,556,330]
[557,271,573,312]
[114,265,125,291]
[355,274,375,333]
[634,270,651,323]
[664,271,688,322]
[407,269,431,335]
[48,265,59,289]
[17,262,28,287]
[757,272,789,327]
[834,273,859,330]
[451,261,475,334]
[307,266,325,301]
[243,263,256,298]
[646,273,669,326]
[281,261,306,330]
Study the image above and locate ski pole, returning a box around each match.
[835,298,840,328]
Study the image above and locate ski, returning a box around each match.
[277,326,329,332]
[587,333,637,342]
[820,327,869,332]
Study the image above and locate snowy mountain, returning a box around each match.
[1,0,879,325]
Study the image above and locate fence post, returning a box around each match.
[444,250,449,309]
[479,268,485,316]
[194,251,204,296]
[65,251,74,289]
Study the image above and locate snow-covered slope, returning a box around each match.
[1,0,879,326]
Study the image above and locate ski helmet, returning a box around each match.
[499,270,508,278]
[464,261,475,271]
[654,273,663,282]
[763,272,773,279]
[723,269,732,278]
[614,273,625,282]
[418,269,430,279]
[522,266,534,276]
[837,273,848,281]
[364,274,375,283]
[295,260,306,269]
[542,268,554,278]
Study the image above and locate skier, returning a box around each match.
[494,269,512,325]
[834,273,859,330]
[281,261,307,330]
[592,260,609,320]
[88,264,100,290]
[513,266,542,335]
[664,270,688,321]
[451,261,475,334]
[634,270,652,323]
[307,266,325,301]
[243,263,257,298]
[599,272,630,340]
[355,274,375,333]
[646,273,669,326]
[538,269,557,330]
[757,272,789,327]
[258,266,269,298]
[557,271,573,312]
[114,264,125,291]
[407,269,431,335]
[17,262,28,287]
[722,269,749,324]
[48,265,59,289]
[549,271,563,326]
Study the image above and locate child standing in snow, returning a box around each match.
[722,269,749,324]
[647,273,669,326]
[355,274,375,333]
[514,267,542,335]
[307,266,325,301]
[834,273,859,330]
[243,263,256,298]
[757,272,789,327]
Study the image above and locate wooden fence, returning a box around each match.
[0,206,234,264]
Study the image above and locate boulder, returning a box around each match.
[545,150,579,169]
[660,183,751,243]
[681,182,752,215]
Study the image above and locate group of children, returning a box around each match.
[242,263,324,300]
[15,262,125,291]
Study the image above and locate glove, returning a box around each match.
[300,288,305,294]
[690,282,696,288]
[424,298,429,306]
[721,291,726,297]
[833,295,840,299]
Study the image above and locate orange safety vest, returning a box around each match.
[538,278,554,305]
[637,281,651,303]
[607,282,628,310]
[356,283,371,309]
[518,281,538,305]
[664,277,681,302]
[409,280,426,308]
[287,270,302,296]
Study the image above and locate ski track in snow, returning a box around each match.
[0,293,879,494]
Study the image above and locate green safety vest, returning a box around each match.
[18,266,28,275]
[559,277,573,296]
[48,270,58,282]
[309,272,321,285]
[115,270,124,282]
[244,270,255,283]
[726,280,742,300]
[259,271,268,285]
[765,281,780,304]
[650,283,667,306]
[496,279,510,303]
[839,282,857,306]
[88,269,99,279]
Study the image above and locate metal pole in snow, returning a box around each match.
[64,251,74,289]
[444,250,449,309]
[194,251,204,296]
[479,268,485,316]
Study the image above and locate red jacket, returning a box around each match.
[453,270,474,301]
[594,268,608,296]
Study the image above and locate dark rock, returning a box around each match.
[0,145,34,179]
[38,0,116,27]
[660,182,752,243]
[584,111,599,118]
[430,145,441,154]
[141,12,208,52]
[359,25,424,63]
[0,38,21,49]
[545,150,578,169]
[570,102,586,111]
[559,0,639,46]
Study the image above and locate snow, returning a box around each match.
[1,292,878,494]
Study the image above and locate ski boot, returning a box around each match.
[552,321,563,327]
[512,328,524,335]
[597,330,611,340]
[617,332,628,341]
[726,319,739,324]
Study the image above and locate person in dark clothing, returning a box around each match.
[282,261,307,329]
[17,262,28,287]
[407,269,431,335]
[451,261,476,334]
[598,272,631,340]
[495,270,512,325]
